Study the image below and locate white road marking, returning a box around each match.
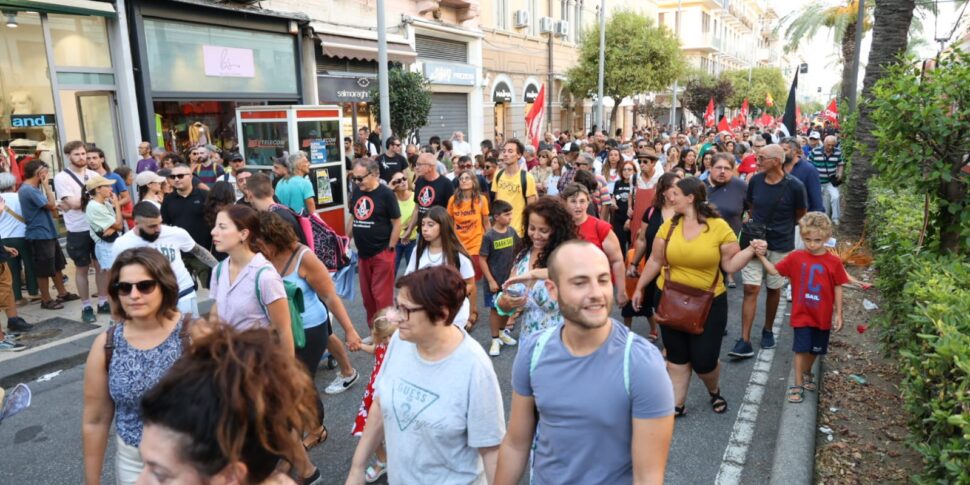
[715,300,788,485]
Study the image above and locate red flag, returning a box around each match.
[717,115,730,133]
[796,105,802,125]
[740,99,749,121]
[823,99,839,126]
[525,84,546,150]
[758,113,772,127]
[704,98,715,127]
[731,113,745,130]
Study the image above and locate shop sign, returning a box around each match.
[492,82,512,103]
[203,45,255,78]
[422,61,475,86]
[317,76,373,102]
[10,114,55,128]
[524,84,539,103]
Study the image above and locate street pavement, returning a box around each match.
[0,271,796,484]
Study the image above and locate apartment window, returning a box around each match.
[575,1,583,42]
[702,12,710,34]
[675,11,681,34]
[495,0,509,30]
[529,0,539,36]
[659,12,665,27]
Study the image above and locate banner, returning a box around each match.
[823,99,839,126]
[525,84,546,150]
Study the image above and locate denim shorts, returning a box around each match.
[792,327,831,355]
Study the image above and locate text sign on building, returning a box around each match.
[422,61,475,86]
[10,114,55,127]
[203,45,256,78]
[493,82,512,103]
[524,84,539,103]
[317,76,373,102]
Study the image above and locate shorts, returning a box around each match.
[0,262,12,310]
[792,327,831,355]
[28,238,67,278]
[94,240,116,273]
[742,249,791,289]
[66,231,97,267]
[484,287,497,310]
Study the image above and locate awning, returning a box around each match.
[0,0,116,18]
[318,33,416,64]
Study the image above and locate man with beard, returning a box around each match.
[706,153,748,237]
[112,202,218,318]
[495,240,674,485]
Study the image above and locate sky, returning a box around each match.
[772,0,962,104]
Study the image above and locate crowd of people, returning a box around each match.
[0,119,860,485]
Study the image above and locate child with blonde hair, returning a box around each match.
[755,212,849,404]
[351,308,397,482]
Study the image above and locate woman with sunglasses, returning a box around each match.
[447,170,491,330]
[529,150,554,196]
[347,265,505,485]
[82,248,188,484]
[390,172,417,275]
[609,160,638,253]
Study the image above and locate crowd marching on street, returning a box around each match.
[0,118,869,485]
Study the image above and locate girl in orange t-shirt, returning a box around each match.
[447,169,491,325]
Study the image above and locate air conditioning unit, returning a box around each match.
[539,16,554,34]
[513,10,530,29]
[554,20,569,37]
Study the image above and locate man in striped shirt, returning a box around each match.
[810,136,844,224]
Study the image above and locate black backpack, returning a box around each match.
[496,168,528,200]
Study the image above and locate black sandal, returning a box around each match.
[709,390,728,414]
[674,405,687,417]
[302,425,328,450]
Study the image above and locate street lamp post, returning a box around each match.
[595,0,606,132]
[669,0,682,131]
[377,0,392,145]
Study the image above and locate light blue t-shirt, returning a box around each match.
[275,176,314,214]
[512,320,674,485]
[18,184,57,240]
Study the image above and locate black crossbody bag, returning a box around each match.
[739,176,790,249]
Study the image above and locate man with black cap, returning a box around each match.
[218,152,246,199]
[557,142,583,193]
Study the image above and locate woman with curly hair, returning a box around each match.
[138,323,321,484]
[496,197,577,338]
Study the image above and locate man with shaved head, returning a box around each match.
[809,135,844,225]
[728,142,808,359]
[496,240,674,484]
[403,152,454,243]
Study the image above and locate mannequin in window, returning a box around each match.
[37,126,58,168]
[188,121,209,147]
[9,91,34,115]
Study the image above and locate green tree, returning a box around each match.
[566,9,685,131]
[800,100,824,117]
[369,68,432,141]
[679,69,733,121]
[721,67,787,115]
[860,50,969,253]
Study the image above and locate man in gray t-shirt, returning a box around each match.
[495,240,674,484]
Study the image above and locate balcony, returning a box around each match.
[681,33,723,53]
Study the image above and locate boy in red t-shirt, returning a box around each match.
[755,212,848,404]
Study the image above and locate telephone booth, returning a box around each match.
[236,105,348,235]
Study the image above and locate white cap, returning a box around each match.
[809,131,822,140]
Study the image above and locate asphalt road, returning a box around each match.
[0,274,795,484]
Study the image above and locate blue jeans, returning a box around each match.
[395,239,416,276]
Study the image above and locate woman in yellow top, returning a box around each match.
[631,177,764,417]
[447,169,490,327]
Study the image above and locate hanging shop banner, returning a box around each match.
[492,82,512,103]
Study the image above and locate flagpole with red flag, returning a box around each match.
[740,99,749,122]
[525,85,546,150]
[823,99,839,127]
[717,115,730,133]
[704,97,715,127]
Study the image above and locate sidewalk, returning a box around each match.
[0,259,210,388]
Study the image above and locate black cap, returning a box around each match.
[228,152,244,162]
[564,143,581,154]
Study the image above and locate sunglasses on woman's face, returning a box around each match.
[114,279,158,296]
[390,178,406,185]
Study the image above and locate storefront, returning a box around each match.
[314,31,415,142]
[0,0,139,171]
[491,80,512,140]
[127,0,307,156]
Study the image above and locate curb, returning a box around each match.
[768,355,823,485]
[0,298,215,389]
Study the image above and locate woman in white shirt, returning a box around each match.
[406,206,475,330]
[0,172,38,303]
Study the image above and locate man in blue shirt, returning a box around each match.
[781,137,824,213]
[17,160,77,311]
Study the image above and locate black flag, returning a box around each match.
[782,70,799,137]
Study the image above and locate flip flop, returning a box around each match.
[802,373,817,392]
[787,385,805,403]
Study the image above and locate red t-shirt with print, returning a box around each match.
[774,250,849,330]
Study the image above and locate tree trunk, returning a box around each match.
[610,100,621,136]
[842,0,916,241]
[839,21,857,110]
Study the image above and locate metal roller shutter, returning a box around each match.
[415,35,468,63]
[421,93,468,143]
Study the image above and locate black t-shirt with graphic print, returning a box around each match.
[350,184,400,259]
[413,175,455,219]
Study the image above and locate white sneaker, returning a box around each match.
[488,339,502,357]
[499,329,517,346]
[784,285,792,302]
[324,369,359,394]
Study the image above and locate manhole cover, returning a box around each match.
[15,317,99,348]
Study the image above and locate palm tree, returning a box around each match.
[842,0,917,239]
[780,1,872,109]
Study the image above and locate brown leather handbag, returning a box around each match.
[654,218,720,335]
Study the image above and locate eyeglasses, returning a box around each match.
[390,178,406,185]
[114,279,158,296]
[168,173,190,180]
[392,302,423,320]
[350,174,370,183]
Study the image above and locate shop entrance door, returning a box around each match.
[75,91,122,169]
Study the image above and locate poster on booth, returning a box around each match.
[310,140,327,164]
[316,169,334,205]
[241,122,287,166]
